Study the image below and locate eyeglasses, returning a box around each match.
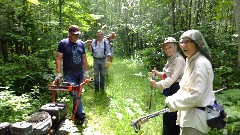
[179,39,193,46]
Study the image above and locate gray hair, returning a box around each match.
[180,30,212,62]
[97,30,104,35]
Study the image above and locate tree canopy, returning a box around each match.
[0,0,239,101]
[0,0,240,134]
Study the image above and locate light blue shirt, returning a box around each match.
[90,39,111,58]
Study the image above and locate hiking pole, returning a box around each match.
[148,67,156,110]
[131,108,170,133]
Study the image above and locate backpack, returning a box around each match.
[197,100,227,130]
[91,39,107,56]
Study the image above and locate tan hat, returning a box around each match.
[161,37,178,48]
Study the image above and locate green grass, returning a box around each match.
[80,55,240,135]
[81,56,166,135]
[1,53,239,134]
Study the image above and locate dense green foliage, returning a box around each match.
[0,0,239,93]
[0,0,94,94]
[1,56,240,134]
[0,88,51,123]
[0,0,240,134]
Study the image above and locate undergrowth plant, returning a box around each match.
[213,89,240,135]
[81,57,167,135]
[81,56,240,135]
[1,55,239,135]
[0,87,51,123]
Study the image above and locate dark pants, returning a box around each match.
[64,70,85,119]
[163,111,180,135]
[162,82,180,135]
[93,58,106,91]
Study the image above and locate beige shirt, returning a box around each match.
[156,52,185,90]
[165,52,215,133]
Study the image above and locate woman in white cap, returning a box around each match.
[150,37,185,135]
[164,30,215,135]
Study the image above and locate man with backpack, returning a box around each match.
[90,30,111,92]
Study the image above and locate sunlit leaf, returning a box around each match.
[114,112,123,120]
[27,0,40,5]
[125,107,134,116]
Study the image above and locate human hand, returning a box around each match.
[85,40,92,46]
[151,69,157,76]
[85,40,92,51]
[106,61,111,68]
[85,40,92,43]
[107,56,112,62]
[55,73,62,84]
[84,71,89,78]
[149,79,157,87]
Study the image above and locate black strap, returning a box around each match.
[196,107,206,111]
[104,40,106,55]
[92,40,106,55]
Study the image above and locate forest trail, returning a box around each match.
[80,56,166,135]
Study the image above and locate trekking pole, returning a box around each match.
[131,108,170,133]
[148,67,156,110]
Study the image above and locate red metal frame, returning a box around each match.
[48,78,92,122]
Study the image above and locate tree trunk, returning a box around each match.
[188,0,192,29]
[194,0,201,25]
[234,0,240,67]
[200,0,206,23]
[59,0,62,28]
[171,0,176,33]
[0,39,8,64]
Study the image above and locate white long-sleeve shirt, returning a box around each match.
[165,52,215,133]
[156,52,185,90]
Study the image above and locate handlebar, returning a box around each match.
[49,78,94,103]
[48,78,94,91]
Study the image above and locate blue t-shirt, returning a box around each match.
[57,38,85,72]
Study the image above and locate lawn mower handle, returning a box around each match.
[48,78,94,103]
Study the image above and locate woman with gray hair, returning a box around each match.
[150,37,185,135]
[164,30,215,135]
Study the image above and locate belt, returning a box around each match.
[64,69,82,74]
[93,57,105,59]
